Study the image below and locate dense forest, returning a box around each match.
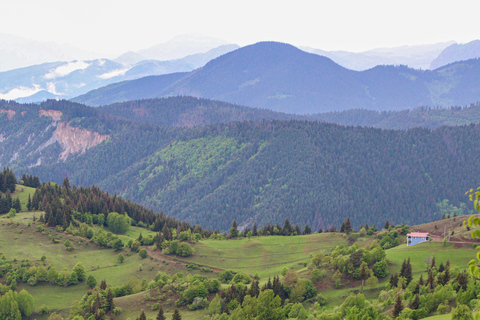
[96,96,480,130]
[2,99,480,232]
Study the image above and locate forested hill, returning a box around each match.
[2,99,480,232]
[73,42,480,113]
[97,96,480,130]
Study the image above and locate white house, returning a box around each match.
[407,232,429,246]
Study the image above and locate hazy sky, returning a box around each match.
[2,0,480,56]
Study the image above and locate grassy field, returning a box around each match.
[386,242,476,278]
[187,232,349,280]
[0,215,183,313]
[2,204,479,319]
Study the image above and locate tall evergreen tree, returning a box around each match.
[252,222,258,236]
[172,308,181,320]
[404,258,413,285]
[230,219,238,238]
[156,307,166,320]
[105,289,114,311]
[303,224,311,235]
[393,296,403,318]
[411,294,419,310]
[137,310,146,320]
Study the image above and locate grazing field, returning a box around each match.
[386,241,475,278]
[0,215,180,312]
[188,232,349,280]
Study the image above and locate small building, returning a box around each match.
[407,232,429,246]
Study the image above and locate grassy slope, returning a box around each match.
[2,202,479,318]
[0,211,170,313]
[188,233,349,280]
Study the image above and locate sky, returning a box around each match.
[2,0,480,56]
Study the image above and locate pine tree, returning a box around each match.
[156,307,166,320]
[294,224,301,235]
[247,280,260,297]
[230,220,238,238]
[283,219,293,235]
[27,194,32,211]
[393,295,403,318]
[253,222,258,236]
[389,273,399,288]
[384,220,390,230]
[100,279,107,290]
[411,294,419,310]
[400,259,407,278]
[303,224,311,235]
[404,258,413,285]
[137,310,146,320]
[445,260,450,283]
[172,308,181,320]
[427,269,434,290]
[105,288,114,311]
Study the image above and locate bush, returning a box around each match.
[177,242,194,257]
[188,297,208,310]
[317,293,327,306]
[39,304,49,314]
[219,270,234,283]
[139,249,148,259]
[232,272,251,284]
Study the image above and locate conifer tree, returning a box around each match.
[393,295,403,318]
[427,269,434,290]
[137,310,146,320]
[105,289,114,311]
[172,309,181,320]
[400,259,407,277]
[389,273,399,288]
[283,219,293,235]
[248,280,260,297]
[27,194,32,211]
[156,307,165,320]
[230,220,238,238]
[303,224,311,235]
[404,258,413,285]
[411,294,419,310]
[418,274,424,286]
[384,220,390,230]
[253,222,258,236]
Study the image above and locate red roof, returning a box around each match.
[407,232,429,237]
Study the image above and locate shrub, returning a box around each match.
[139,249,148,259]
[177,242,194,257]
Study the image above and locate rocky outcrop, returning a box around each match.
[54,122,110,161]
[39,109,63,121]
[0,109,16,120]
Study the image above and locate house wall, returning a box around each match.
[407,236,428,246]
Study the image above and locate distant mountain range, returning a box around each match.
[430,40,480,69]
[115,34,232,64]
[0,45,238,103]
[301,41,454,71]
[0,34,103,72]
[5,36,480,108]
[73,42,480,113]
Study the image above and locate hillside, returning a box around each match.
[97,96,480,130]
[73,42,480,113]
[2,99,480,232]
[2,182,479,320]
[430,40,480,69]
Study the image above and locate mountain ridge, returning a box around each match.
[73,41,480,113]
